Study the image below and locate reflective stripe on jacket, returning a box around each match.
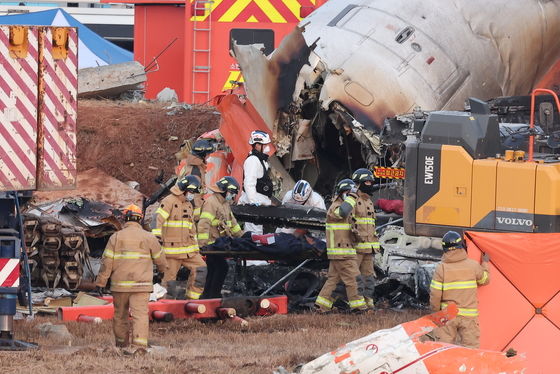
[325,195,357,259]
[152,185,199,259]
[429,249,490,317]
[96,221,167,293]
[197,193,243,248]
[352,191,379,254]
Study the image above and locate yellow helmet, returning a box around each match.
[123,204,143,220]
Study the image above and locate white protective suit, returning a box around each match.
[239,153,272,234]
[276,189,326,234]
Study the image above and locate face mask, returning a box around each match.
[263,145,271,154]
[359,183,375,194]
[186,192,195,202]
[341,192,348,200]
[225,192,236,202]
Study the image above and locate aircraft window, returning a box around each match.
[230,29,274,56]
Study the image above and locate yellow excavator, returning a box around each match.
[404,89,560,236]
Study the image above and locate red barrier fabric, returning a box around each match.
[465,231,560,373]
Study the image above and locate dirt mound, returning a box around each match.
[77,100,220,196]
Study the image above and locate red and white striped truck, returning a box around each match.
[0,25,77,349]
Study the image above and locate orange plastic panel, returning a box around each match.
[217,95,276,163]
[467,232,560,307]
[419,341,526,373]
[543,293,560,329]
[205,150,231,188]
[467,237,534,350]
[506,315,560,374]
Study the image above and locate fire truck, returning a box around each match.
[0,24,78,349]
[106,0,328,103]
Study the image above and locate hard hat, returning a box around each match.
[442,231,464,251]
[335,178,355,195]
[123,204,143,220]
[191,139,214,159]
[293,180,312,203]
[211,176,240,194]
[351,168,375,184]
[176,175,201,193]
[248,130,271,145]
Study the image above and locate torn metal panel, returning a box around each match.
[298,306,527,374]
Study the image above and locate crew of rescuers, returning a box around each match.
[95,129,490,350]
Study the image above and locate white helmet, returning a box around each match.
[292,180,312,204]
[249,130,271,145]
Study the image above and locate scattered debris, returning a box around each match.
[32,168,145,208]
[165,102,193,116]
[73,292,109,306]
[78,61,146,99]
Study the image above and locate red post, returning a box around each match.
[229,315,249,328]
[256,300,279,316]
[152,310,174,322]
[185,302,206,314]
[77,314,102,324]
[216,307,236,319]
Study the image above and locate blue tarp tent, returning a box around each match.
[0,8,133,69]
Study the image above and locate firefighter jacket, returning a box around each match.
[430,249,490,317]
[352,191,380,254]
[152,185,199,259]
[325,194,357,260]
[96,221,167,293]
[197,193,243,247]
[176,153,207,185]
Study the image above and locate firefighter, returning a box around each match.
[197,176,244,298]
[315,179,368,313]
[350,168,380,309]
[174,139,212,219]
[238,130,274,234]
[175,138,214,184]
[153,175,207,300]
[430,231,490,348]
[95,204,167,349]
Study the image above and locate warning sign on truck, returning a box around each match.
[373,167,406,179]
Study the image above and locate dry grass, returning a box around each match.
[2,310,425,374]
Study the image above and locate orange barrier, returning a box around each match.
[465,231,560,374]
[57,295,289,322]
[58,304,115,321]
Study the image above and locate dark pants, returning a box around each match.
[202,255,228,299]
